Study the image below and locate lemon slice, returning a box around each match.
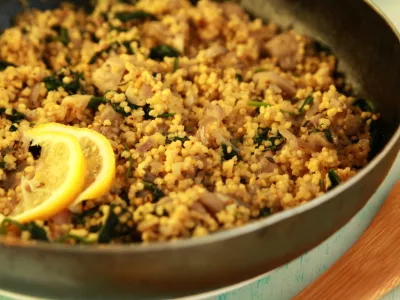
[34,123,116,211]
[13,131,86,223]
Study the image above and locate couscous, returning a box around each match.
[0,0,379,244]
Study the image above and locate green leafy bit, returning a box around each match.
[149,45,180,61]
[0,161,5,169]
[158,112,176,118]
[51,25,70,46]
[254,67,266,73]
[259,207,271,217]
[280,109,298,117]
[43,70,84,95]
[298,96,313,114]
[235,74,243,82]
[9,124,18,132]
[0,219,48,242]
[0,60,17,71]
[89,42,120,64]
[115,10,157,22]
[98,205,120,243]
[323,129,334,143]
[254,127,285,150]
[302,120,310,127]
[122,40,134,55]
[87,96,107,111]
[222,144,241,162]
[166,136,189,144]
[0,107,25,124]
[173,57,179,72]
[328,169,341,190]
[352,98,375,113]
[143,182,165,203]
[248,100,271,108]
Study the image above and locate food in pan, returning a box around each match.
[0,0,379,244]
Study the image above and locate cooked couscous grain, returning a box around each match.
[0,0,379,244]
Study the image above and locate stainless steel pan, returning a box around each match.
[0,0,399,299]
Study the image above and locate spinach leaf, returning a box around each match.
[0,60,17,71]
[51,25,70,46]
[89,42,120,64]
[115,10,157,22]
[298,96,313,114]
[323,129,334,143]
[222,144,241,162]
[166,136,189,144]
[88,96,107,111]
[248,100,271,108]
[124,147,133,181]
[259,207,271,217]
[302,120,310,127]
[98,205,120,243]
[149,45,180,61]
[43,71,84,95]
[254,127,285,150]
[0,161,5,169]
[352,98,375,113]
[235,74,243,82]
[143,181,165,203]
[328,169,341,190]
[158,112,176,118]
[173,57,179,72]
[0,108,25,124]
[122,40,134,55]
[0,219,48,241]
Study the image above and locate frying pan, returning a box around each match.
[0,0,399,299]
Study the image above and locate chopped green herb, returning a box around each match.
[166,136,189,144]
[143,182,165,203]
[25,222,49,241]
[0,107,25,123]
[87,96,107,111]
[173,57,179,72]
[115,10,157,22]
[158,112,176,118]
[222,144,241,162]
[0,60,17,71]
[89,32,100,43]
[302,120,310,127]
[119,191,130,204]
[0,161,5,169]
[142,104,154,120]
[266,157,275,163]
[43,71,84,95]
[280,109,298,117]
[235,74,243,82]
[98,205,120,244]
[122,40,134,55]
[248,100,271,108]
[0,219,48,241]
[149,45,180,61]
[259,207,271,217]
[111,102,130,117]
[328,169,341,190]
[254,127,285,150]
[9,124,18,132]
[298,96,313,114]
[323,129,334,143]
[352,98,375,113]
[89,42,120,64]
[51,25,70,46]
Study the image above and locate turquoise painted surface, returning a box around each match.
[0,1,399,300]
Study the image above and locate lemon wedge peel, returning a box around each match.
[14,131,86,223]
